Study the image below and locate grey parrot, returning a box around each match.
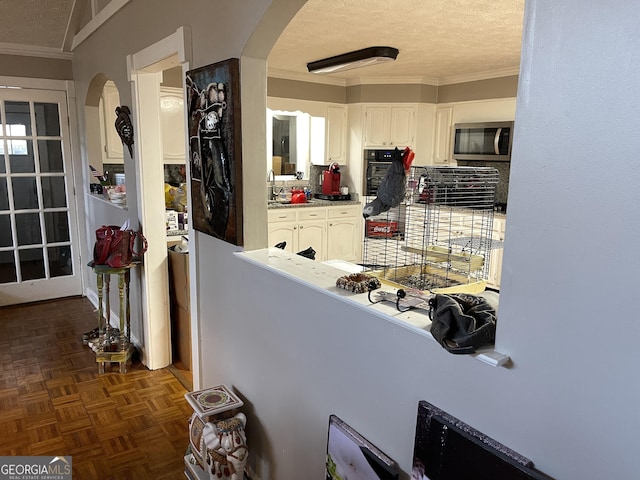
[363,147,415,218]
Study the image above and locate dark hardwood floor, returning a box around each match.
[0,296,192,479]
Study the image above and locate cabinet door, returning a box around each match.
[389,106,415,147]
[268,222,297,252]
[101,82,124,162]
[297,221,326,261]
[327,206,361,262]
[327,219,359,261]
[363,107,390,147]
[326,106,347,163]
[487,247,504,290]
[160,87,186,164]
[433,106,452,164]
[487,217,506,290]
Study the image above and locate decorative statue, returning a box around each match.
[188,412,248,480]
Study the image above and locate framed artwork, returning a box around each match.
[326,415,399,480]
[186,58,243,245]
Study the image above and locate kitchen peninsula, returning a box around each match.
[236,247,509,367]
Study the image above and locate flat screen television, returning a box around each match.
[413,401,553,480]
[326,415,399,480]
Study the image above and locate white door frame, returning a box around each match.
[0,78,85,305]
[127,27,196,373]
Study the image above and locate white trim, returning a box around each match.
[127,26,191,75]
[71,0,131,51]
[127,27,194,376]
[0,76,71,91]
[439,66,520,85]
[0,42,73,60]
[267,66,520,87]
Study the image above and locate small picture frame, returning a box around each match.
[326,415,399,480]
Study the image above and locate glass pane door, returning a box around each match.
[0,88,81,305]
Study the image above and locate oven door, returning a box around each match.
[366,161,391,195]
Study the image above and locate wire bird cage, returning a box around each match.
[362,165,499,294]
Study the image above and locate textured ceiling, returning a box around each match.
[268,0,525,85]
[0,0,75,50]
[0,0,525,85]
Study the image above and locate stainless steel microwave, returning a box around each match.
[452,121,514,161]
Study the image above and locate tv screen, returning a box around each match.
[326,415,399,480]
[413,401,553,480]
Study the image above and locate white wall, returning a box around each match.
[69,0,640,479]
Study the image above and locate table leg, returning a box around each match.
[118,272,126,350]
[104,273,111,348]
[125,269,131,345]
[97,273,104,336]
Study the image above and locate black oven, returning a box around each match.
[364,149,395,196]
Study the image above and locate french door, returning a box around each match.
[0,88,82,306]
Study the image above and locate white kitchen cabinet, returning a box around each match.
[433,106,452,164]
[100,81,124,163]
[268,204,362,263]
[325,105,347,164]
[268,207,327,260]
[487,216,506,290]
[160,86,186,164]
[326,205,362,262]
[363,105,416,148]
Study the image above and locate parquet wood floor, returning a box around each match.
[0,296,192,479]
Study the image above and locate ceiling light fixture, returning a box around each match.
[307,46,399,75]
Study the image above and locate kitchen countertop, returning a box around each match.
[267,197,361,209]
[235,248,510,367]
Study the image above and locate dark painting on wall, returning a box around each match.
[186,58,243,245]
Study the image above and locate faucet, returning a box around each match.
[267,169,276,201]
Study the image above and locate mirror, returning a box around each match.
[267,109,311,180]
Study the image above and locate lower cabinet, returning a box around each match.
[326,205,361,262]
[486,216,506,290]
[268,205,362,262]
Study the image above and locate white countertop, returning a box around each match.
[236,248,510,367]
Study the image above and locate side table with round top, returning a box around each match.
[88,261,140,373]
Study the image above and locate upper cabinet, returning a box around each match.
[363,105,416,148]
[100,81,124,163]
[325,105,347,164]
[160,86,186,164]
[433,106,453,164]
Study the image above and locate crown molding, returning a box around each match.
[0,42,73,60]
[345,75,437,86]
[268,66,520,88]
[267,68,347,86]
[439,66,520,85]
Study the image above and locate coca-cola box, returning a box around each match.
[365,220,398,238]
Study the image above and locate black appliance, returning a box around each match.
[364,149,395,196]
[453,121,514,161]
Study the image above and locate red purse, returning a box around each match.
[93,225,148,268]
